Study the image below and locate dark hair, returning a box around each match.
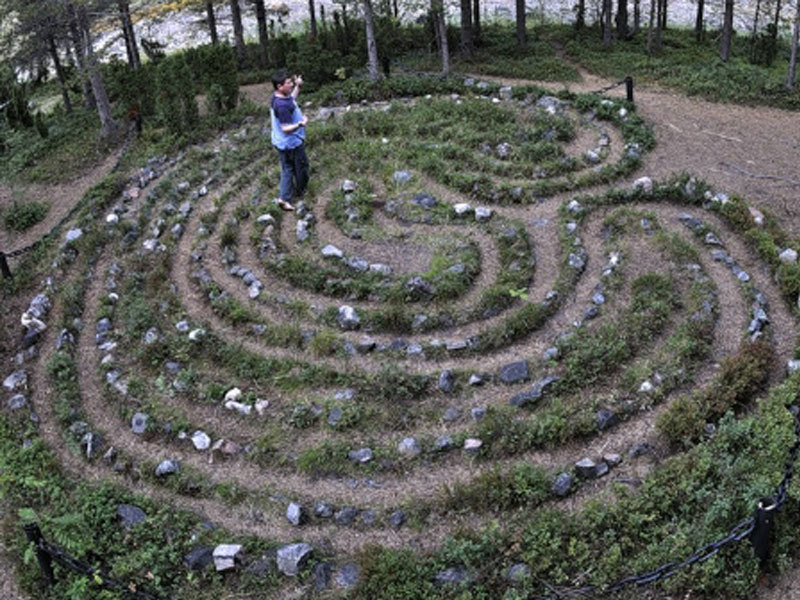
[271,69,290,90]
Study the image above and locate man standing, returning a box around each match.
[270,70,309,211]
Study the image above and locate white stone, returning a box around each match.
[191,430,211,451]
[225,400,252,415]
[213,544,243,571]
[65,228,83,243]
[618,107,628,118]
[224,387,242,403]
[639,380,654,393]
[475,207,493,222]
[108,292,119,303]
[101,354,114,365]
[788,360,800,374]
[778,248,798,264]
[633,177,653,194]
[106,213,119,224]
[453,203,472,216]
[21,312,46,333]
[464,438,483,454]
[254,398,270,416]
[397,437,421,458]
[322,244,344,258]
[256,213,275,224]
[188,328,205,341]
[749,206,765,226]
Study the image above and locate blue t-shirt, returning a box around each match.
[270,94,305,150]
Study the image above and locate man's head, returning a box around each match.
[271,70,294,92]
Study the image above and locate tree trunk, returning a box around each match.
[633,0,640,34]
[616,0,629,38]
[720,0,734,61]
[459,0,473,58]
[516,0,526,46]
[695,0,704,41]
[603,0,612,45]
[659,0,667,29]
[750,0,761,61]
[75,3,118,139]
[576,0,585,30]
[309,0,318,40]
[254,0,270,66]
[67,9,95,110]
[118,0,140,69]
[47,34,72,113]
[772,0,782,45]
[473,0,481,42]
[431,0,450,75]
[787,0,800,88]
[647,0,657,54]
[654,0,664,48]
[230,0,246,67]
[206,0,218,44]
[363,0,380,81]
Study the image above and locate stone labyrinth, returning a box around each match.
[7,81,800,595]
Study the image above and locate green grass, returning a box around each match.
[2,200,48,232]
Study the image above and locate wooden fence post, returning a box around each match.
[23,523,55,587]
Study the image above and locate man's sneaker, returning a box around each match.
[276,198,295,211]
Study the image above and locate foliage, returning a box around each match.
[2,200,48,232]
[155,53,199,134]
[184,44,240,114]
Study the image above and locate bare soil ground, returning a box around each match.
[2,68,800,598]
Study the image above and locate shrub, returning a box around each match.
[155,54,199,134]
[3,200,48,232]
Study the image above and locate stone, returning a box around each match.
[342,179,358,192]
[184,547,213,571]
[435,567,472,586]
[397,437,421,458]
[787,360,800,374]
[286,502,306,526]
[224,400,252,415]
[595,409,619,431]
[463,438,483,454]
[468,374,484,386]
[7,394,28,410]
[453,202,472,216]
[749,206,765,226]
[314,562,332,590]
[296,220,310,242]
[639,380,654,393]
[552,472,573,496]
[438,369,455,393]
[496,142,512,159]
[443,407,461,422]
[575,457,597,479]
[412,193,437,208]
[604,453,622,466]
[536,95,566,115]
[334,506,358,526]
[568,252,586,270]
[191,430,211,451]
[254,399,270,416]
[80,432,102,459]
[117,504,146,529]
[314,501,334,518]
[471,407,486,421]
[389,510,406,529]
[143,327,160,344]
[188,328,206,341]
[327,407,343,426]
[65,228,83,243]
[131,412,149,434]
[499,360,529,384]
[213,544,243,571]
[155,459,179,477]
[338,305,360,330]
[506,563,531,583]
[393,171,412,184]
[592,292,606,305]
[348,448,373,463]
[322,244,343,258]
[406,276,435,296]
[475,206,493,222]
[705,232,723,246]
[633,177,653,194]
[212,439,242,456]
[56,329,75,349]
[434,436,454,451]
[544,346,559,360]
[3,370,27,391]
[223,387,242,403]
[779,248,798,264]
[628,442,652,457]
[369,263,392,275]
[336,564,360,587]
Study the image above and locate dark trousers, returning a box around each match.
[278,144,309,201]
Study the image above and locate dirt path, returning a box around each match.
[0,148,123,257]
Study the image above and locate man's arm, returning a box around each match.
[291,74,303,99]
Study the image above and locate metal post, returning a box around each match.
[23,523,55,586]
[0,251,10,279]
[625,76,634,103]
[751,497,776,565]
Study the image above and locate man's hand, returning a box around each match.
[294,74,304,87]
